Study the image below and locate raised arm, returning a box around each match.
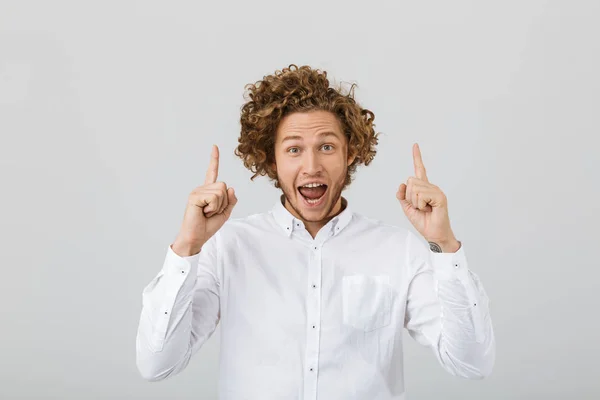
[135,145,237,381]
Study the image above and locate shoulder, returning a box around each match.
[213,210,276,241]
[225,210,273,229]
[343,212,421,254]
[351,212,411,239]
[351,212,430,264]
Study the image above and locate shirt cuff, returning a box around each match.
[430,241,470,281]
[430,242,484,310]
[162,244,201,278]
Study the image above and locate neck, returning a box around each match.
[282,195,346,238]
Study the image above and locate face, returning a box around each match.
[273,110,355,225]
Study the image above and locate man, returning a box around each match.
[136,65,495,399]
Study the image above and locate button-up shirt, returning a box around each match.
[136,195,495,399]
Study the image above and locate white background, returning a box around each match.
[1,0,598,398]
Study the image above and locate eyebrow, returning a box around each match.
[280,131,340,143]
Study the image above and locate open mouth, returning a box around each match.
[297,183,328,207]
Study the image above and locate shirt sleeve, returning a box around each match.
[403,231,496,379]
[135,233,221,381]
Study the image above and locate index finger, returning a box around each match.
[204,144,219,185]
[413,143,429,182]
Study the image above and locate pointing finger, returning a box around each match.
[204,144,219,185]
[413,143,429,183]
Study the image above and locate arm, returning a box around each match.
[404,231,496,379]
[135,234,221,381]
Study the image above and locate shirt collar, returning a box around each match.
[271,194,353,237]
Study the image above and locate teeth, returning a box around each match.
[299,183,327,205]
[301,183,325,188]
[306,197,322,204]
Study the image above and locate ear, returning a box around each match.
[347,149,356,165]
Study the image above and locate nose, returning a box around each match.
[302,149,323,175]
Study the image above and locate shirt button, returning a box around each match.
[310,368,313,372]
[453,263,459,268]
[312,284,316,288]
[312,325,316,329]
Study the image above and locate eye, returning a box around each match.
[322,144,334,151]
[287,147,300,154]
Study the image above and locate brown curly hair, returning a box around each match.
[234,64,379,189]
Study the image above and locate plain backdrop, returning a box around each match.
[1,0,599,399]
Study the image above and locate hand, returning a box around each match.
[396,143,459,252]
[172,145,238,256]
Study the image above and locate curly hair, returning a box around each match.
[234,64,379,189]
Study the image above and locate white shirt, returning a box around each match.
[136,195,495,399]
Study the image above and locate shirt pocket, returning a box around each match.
[342,274,392,332]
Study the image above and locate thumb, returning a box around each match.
[396,183,411,210]
[223,187,238,217]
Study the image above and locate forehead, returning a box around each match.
[276,111,343,140]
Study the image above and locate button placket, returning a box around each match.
[303,242,323,400]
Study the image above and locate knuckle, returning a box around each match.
[189,191,201,201]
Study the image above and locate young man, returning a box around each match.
[136,65,495,399]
